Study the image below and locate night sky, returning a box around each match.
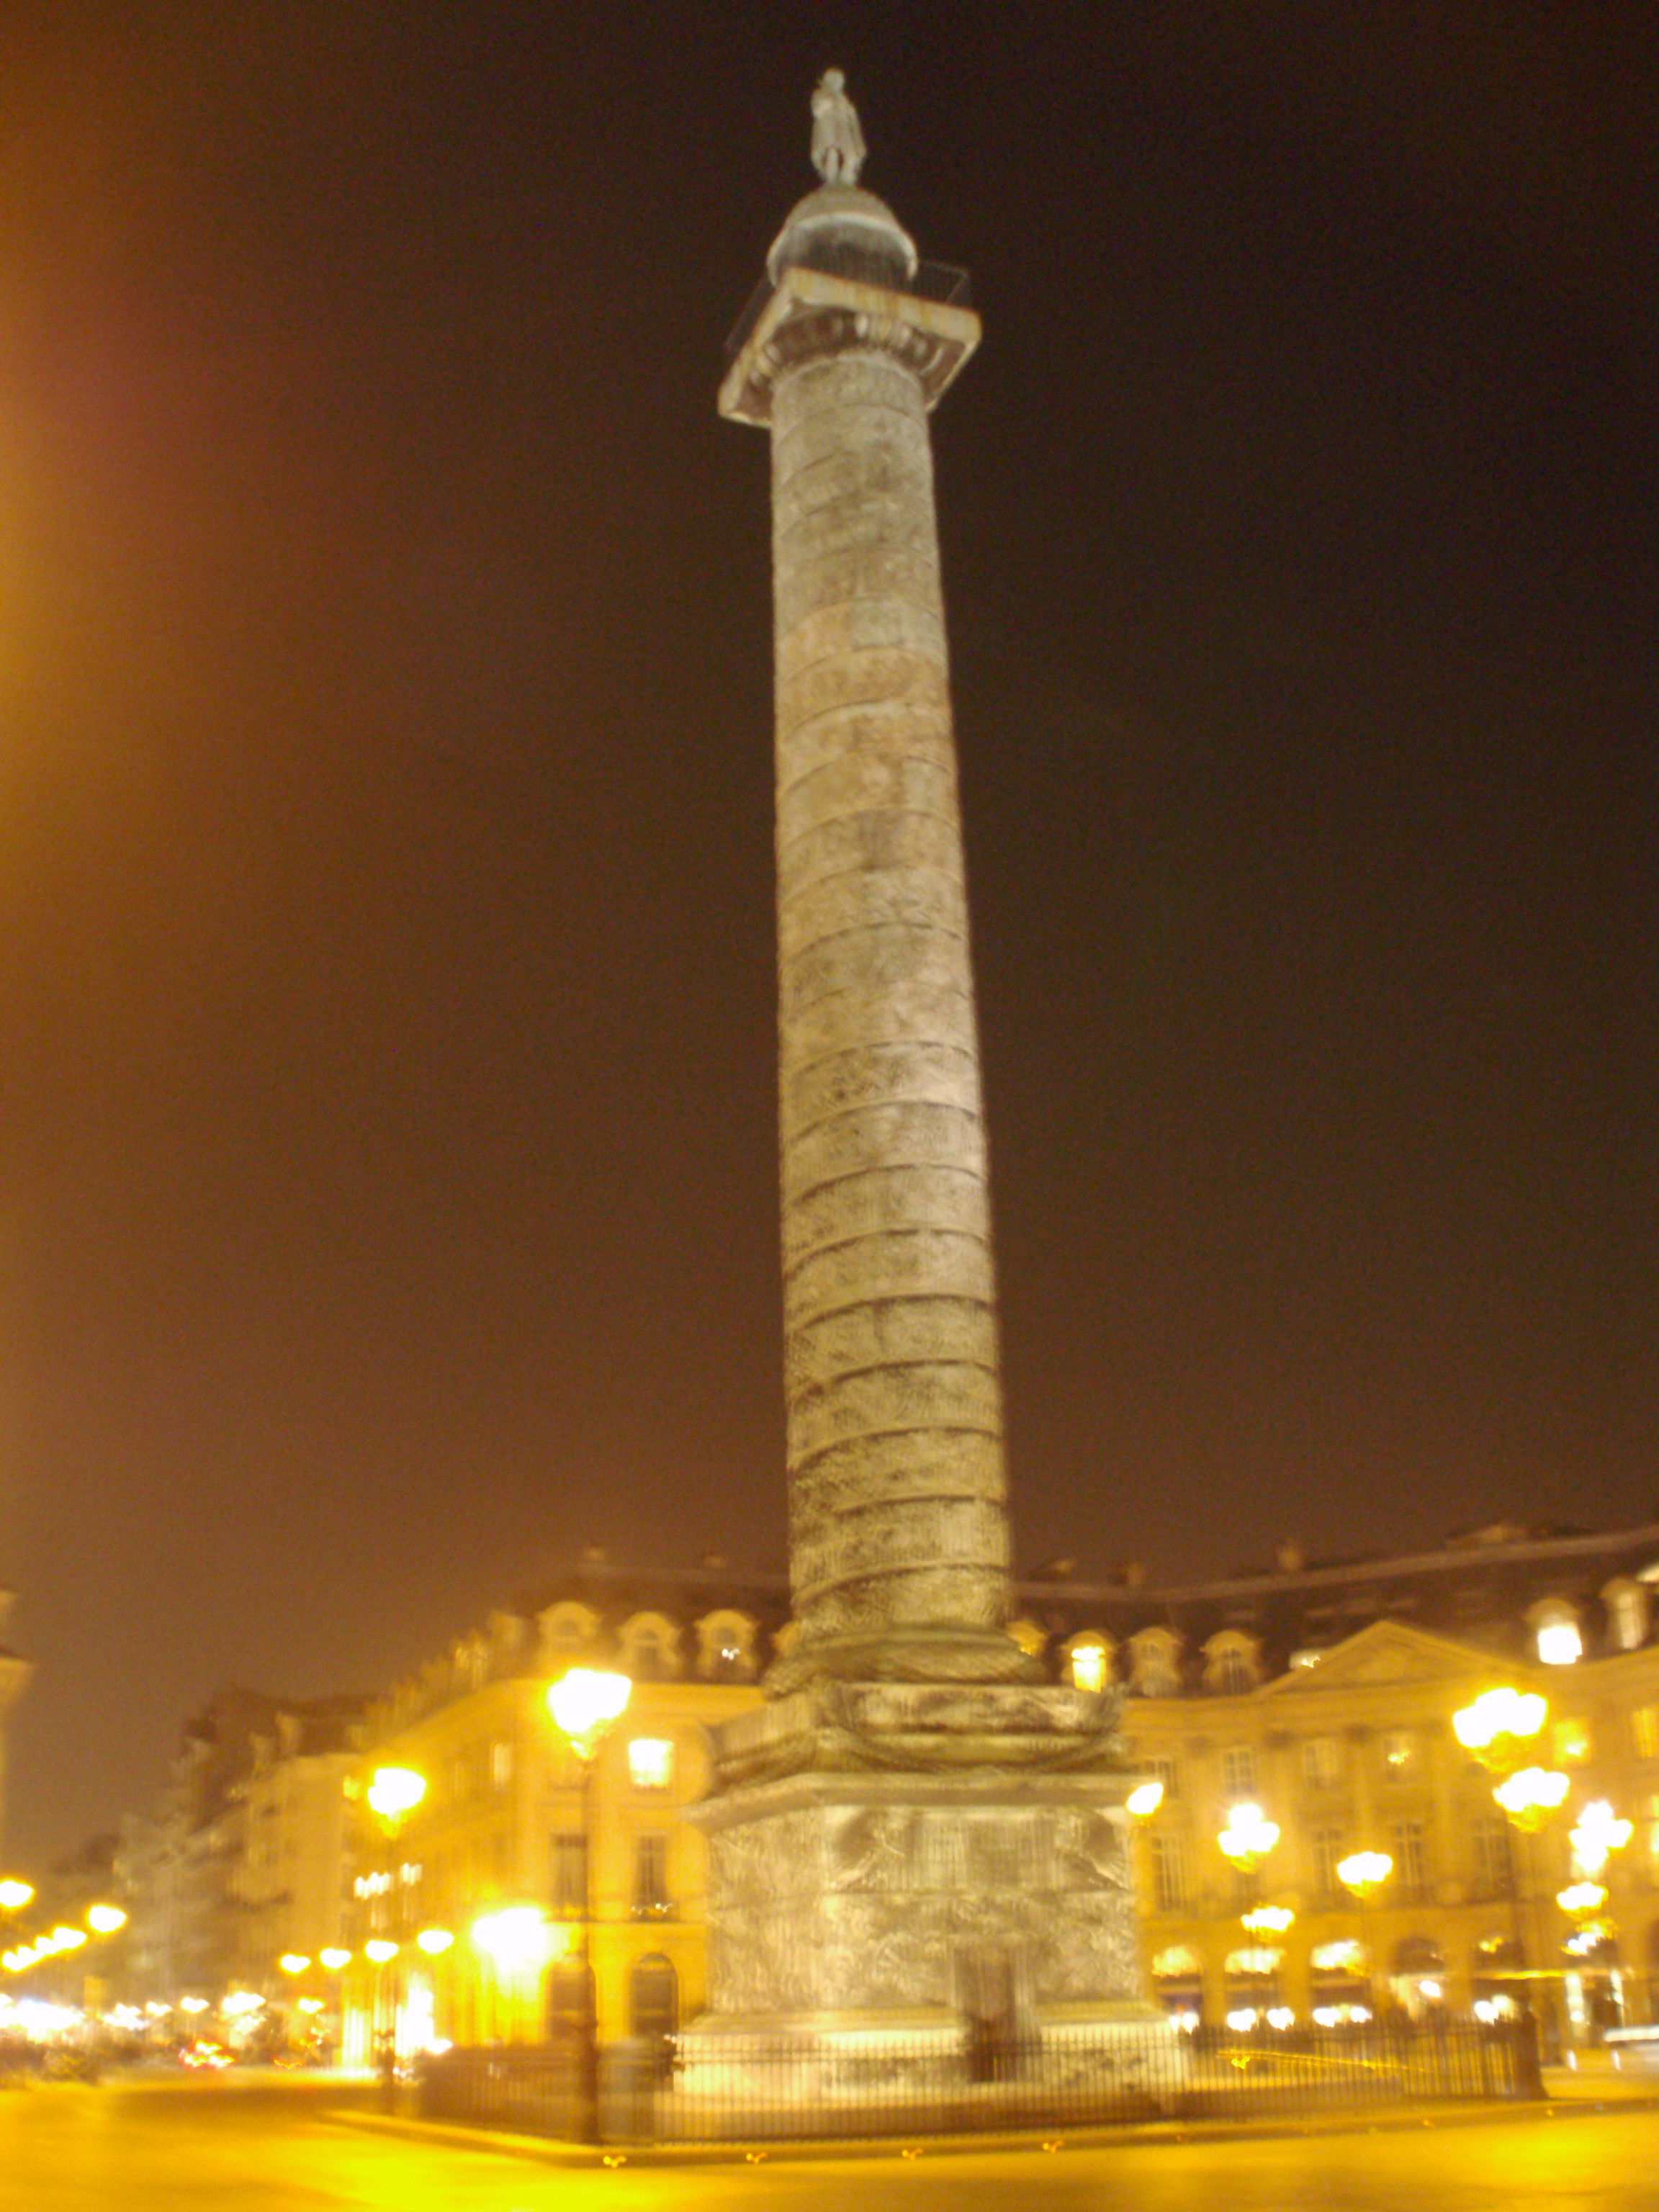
[1,6,1654,1868]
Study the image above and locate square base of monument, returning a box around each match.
[691,1763,1151,2018]
[667,2009,1182,2141]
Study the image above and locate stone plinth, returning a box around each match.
[696,1680,1146,2021]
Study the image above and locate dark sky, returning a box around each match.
[1,5,1654,1867]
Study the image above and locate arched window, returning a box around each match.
[1063,1633,1113,1692]
[693,1611,757,1683]
[1529,1597,1583,1667]
[1128,1628,1184,1698]
[539,1602,600,1660]
[621,1613,683,1682]
[1203,1632,1261,1696]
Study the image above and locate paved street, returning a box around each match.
[2,2080,1658,2211]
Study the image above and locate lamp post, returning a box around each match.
[1217,1803,1280,1897]
[1456,1689,1570,2049]
[1336,1851,1393,2020]
[362,1766,427,2108]
[544,1667,631,2141]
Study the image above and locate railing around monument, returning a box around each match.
[724,258,973,358]
[417,2015,1541,2146]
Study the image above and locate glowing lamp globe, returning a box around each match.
[546,1668,632,1762]
[366,1767,428,1827]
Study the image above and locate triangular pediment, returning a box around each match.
[1262,1618,1515,1694]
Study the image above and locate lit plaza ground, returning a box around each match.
[3,2077,1659,2212]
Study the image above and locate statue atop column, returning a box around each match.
[810,68,866,184]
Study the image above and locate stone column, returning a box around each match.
[770,318,1017,1685]
[687,95,1156,2056]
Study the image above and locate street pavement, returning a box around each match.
[2,2076,1658,2209]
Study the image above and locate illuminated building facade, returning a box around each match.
[342,1526,1659,2059]
[55,1523,1659,2062]
[336,1568,787,2064]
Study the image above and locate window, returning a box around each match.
[1146,1755,1179,1801]
[1532,1599,1582,1667]
[551,1833,587,1918]
[1552,1719,1590,1766]
[1469,1816,1514,1899]
[1066,1638,1110,1693]
[623,1614,682,1682]
[1380,1730,1421,1784]
[1633,1705,1659,1761]
[1310,1826,1344,1902]
[1605,1580,1649,1653]
[696,1611,757,1682]
[1210,1650,1256,1696]
[1223,1746,1259,1799]
[1389,1821,1429,1901]
[627,1737,675,1791]
[490,1740,514,1790]
[1301,1736,1344,1789]
[1149,1831,1189,1912]
[1130,1632,1182,1698]
[632,1834,672,1918]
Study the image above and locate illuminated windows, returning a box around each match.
[627,1737,675,1791]
[1380,1730,1421,1784]
[1530,1599,1582,1666]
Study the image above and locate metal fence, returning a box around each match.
[416,2015,1542,2146]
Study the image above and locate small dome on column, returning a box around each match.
[766,184,919,290]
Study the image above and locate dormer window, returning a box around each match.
[1531,1598,1583,1667]
[1064,1634,1112,1693]
[694,1611,757,1682]
[622,1614,683,1682]
[1128,1628,1183,1698]
[1203,1632,1261,1696]
[1604,1579,1650,1653]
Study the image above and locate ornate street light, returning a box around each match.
[545,1667,631,2141]
[545,1669,632,1763]
[1555,1882,1607,1918]
[359,1765,428,2105]
[366,1766,428,1827]
[0,1879,36,1913]
[1125,1780,1165,1818]
[1217,1804,1280,1871]
[1241,1905,1295,1935]
[1569,1801,1633,1879]
[1493,1767,1570,1834]
[1452,1688,1547,1768]
[1337,1851,1394,1905]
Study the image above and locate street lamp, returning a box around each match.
[0,1879,35,1914]
[544,1667,631,2140]
[1452,1688,1547,1766]
[1218,1803,1280,1903]
[361,1765,428,2105]
[1493,1768,1570,1833]
[1337,1851,1394,1905]
[1569,1802,1633,1879]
